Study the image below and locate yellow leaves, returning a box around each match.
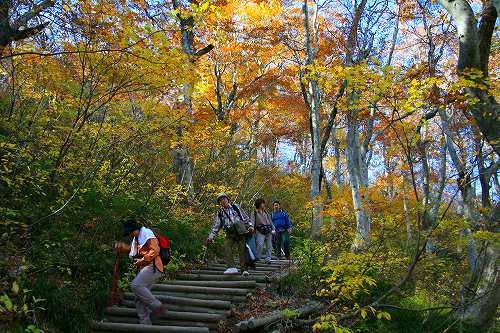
[313,314,353,332]
[319,252,377,302]
[237,0,283,26]
[377,311,392,320]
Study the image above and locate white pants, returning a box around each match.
[255,231,273,262]
[130,265,162,325]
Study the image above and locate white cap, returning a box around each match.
[216,192,229,203]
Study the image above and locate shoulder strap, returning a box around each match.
[231,204,243,221]
[218,210,224,227]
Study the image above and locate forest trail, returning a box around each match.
[91,259,295,333]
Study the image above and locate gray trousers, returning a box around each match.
[255,231,273,262]
[130,265,162,324]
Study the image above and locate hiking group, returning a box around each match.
[112,193,292,324]
[207,193,293,276]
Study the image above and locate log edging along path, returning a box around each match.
[91,259,295,333]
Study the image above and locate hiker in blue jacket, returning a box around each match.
[271,201,292,260]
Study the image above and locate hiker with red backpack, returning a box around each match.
[207,193,253,276]
[114,217,169,325]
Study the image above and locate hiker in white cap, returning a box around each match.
[207,193,253,276]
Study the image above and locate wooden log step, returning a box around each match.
[91,321,208,333]
[120,300,230,315]
[206,264,277,272]
[191,269,269,276]
[164,280,257,288]
[151,284,251,296]
[103,316,219,330]
[105,306,224,322]
[123,293,231,309]
[255,263,284,269]
[209,262,280,267]
[152,291,247,303]
[176,273,267,283]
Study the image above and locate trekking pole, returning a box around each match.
[107,250,121,308]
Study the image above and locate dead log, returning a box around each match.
[236,301,324,332]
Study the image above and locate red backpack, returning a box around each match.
[154,231,172,266]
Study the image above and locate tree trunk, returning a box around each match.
[346,104,371,252]
[437,0,499,156]
[474,136,492,208]
[332,126,343,186]
[302,0,323,240]
[459,240,499,330]
[402,172,412,249]
[439,110,500,329]
[172,1,195,197]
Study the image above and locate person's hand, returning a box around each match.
[206,236,214,245]
[288,228,292,234]
[134,258,144,267]
[248,227,254,234]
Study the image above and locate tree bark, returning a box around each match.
[302,0,324,240]
[437,0,499,156]
[331,126,343,186]
[171,0,196,196]
[402,172,412,249]
[346,103,371,252]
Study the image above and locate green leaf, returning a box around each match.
[12,281,19,295]
[1,294,13,311]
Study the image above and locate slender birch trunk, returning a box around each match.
[302,0,323,239]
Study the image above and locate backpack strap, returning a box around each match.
[231,204,244,221]
[218,209,227,227]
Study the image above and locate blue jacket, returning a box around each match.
[272,210,292,232]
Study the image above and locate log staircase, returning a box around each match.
[92,259,293,333]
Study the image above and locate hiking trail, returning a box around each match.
[91,259,295,333]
